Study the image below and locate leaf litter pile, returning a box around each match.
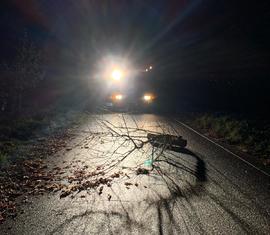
[0,131,76,223]
[0,133,150,224]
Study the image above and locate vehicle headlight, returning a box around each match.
[143,94,154,102]
[111,93,124,101]
[115,94,123,100]
[111,69,123,81]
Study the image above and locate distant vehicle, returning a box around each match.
[97,56,156,112]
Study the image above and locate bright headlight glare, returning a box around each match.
[111,69,122,81]
[98,55,133,82]
[143,95,153,101]
[115,94,123,100]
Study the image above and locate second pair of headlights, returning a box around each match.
[112,94,154,102]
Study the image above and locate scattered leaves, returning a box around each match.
[0,130,74,223]
[98,186,103,195]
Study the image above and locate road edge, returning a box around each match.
[174,119,270,177]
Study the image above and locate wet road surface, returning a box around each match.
[1,114,269,234]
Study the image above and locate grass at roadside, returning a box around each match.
[0,110,89,167]
[187,114,270,167]
[0,117,45,167]
[0,152,7,165]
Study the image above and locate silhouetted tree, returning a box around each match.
[0,31,44,116]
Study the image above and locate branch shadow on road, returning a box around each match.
[149,137,207,183]
[143,138,265,234]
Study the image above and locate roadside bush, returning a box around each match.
[191,114,270,165]
[0,117,46,141]
[0,152,7,167]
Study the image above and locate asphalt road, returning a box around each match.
[1,114,270,234]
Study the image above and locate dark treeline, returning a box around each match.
[0,32,44,117]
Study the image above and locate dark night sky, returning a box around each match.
[1,0,270,113]
[1,1,269,74]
